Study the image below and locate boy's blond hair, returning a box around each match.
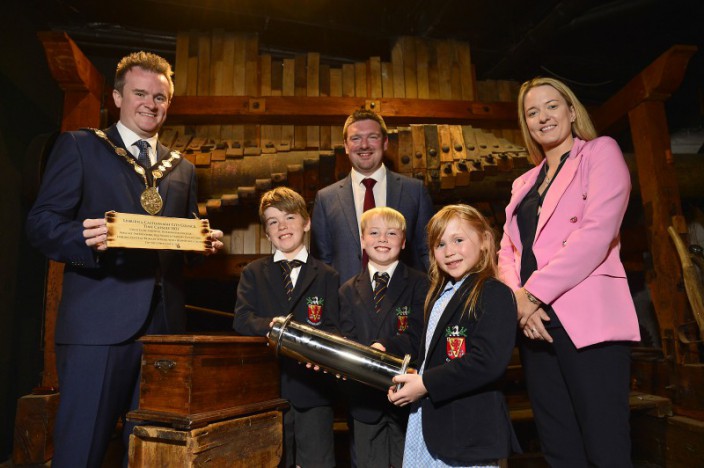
[360,207,406,234]
[258,187,309,224]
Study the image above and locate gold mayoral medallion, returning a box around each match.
[86,128,182,216]
[140,187,163,215]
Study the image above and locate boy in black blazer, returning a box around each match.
[338,207,428,468]
[234,187,339,468]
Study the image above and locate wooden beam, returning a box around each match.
[593,45,697,133]
[37,31,104,98]
[629,100,694,364]
[166,96,517,126]
[37,32,106,390]
[592,44,700,366]
[38,31,104,132]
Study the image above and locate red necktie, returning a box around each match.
[361,178,376,268]
[362,178,376,212]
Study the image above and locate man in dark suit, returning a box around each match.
[311,110,434,284]
[26,51,223,468]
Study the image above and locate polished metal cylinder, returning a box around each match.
[268,314,412,391]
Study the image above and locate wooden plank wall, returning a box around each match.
[164,32,527,255]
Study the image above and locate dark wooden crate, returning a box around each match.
[129,409,283,467]
[128,334,284,429]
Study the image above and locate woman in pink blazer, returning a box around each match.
[498,77,640,467]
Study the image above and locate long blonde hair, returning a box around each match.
[425,204,497,320]
[517,77,597,165]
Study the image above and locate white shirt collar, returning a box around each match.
[116,121,159,158]
[273,246,309,264]
[351,164,386,186]
[369,260,399,285]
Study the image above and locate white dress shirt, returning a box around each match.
[350,164,388,236]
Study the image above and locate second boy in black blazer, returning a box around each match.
[338,207,428,467]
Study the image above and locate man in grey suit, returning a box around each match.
[311,110,433,284]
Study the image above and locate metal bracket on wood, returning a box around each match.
[249,98,266,112]
[365,100,381,112]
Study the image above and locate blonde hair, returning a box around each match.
[342,109,389,141]
[115,51,175,99]
[360,207,406,234]
[517,77,597,165]
[425,204,497,320]
[258,187,309,224]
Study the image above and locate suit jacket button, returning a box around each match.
[582,193,587,200]
[570,217,578,223]
[562,240,567,246]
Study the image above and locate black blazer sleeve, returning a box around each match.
[233,262,272,336]
[338,277,360,341]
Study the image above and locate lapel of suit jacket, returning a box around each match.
[354,270,375,314]
[426,278,472,360]
[155,141,174,206]
[264,257,292,312]
[535,139,585,242]
[374,263,408,335]
[503,165,541,252]
[335,175,361,247]
[104,125,144,190]
[386,169,402,209]
[105,124,127,152]
[290,259,317,311]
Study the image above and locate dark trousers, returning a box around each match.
[353,409,407,468]
[52,289,167,468]
[283,404,335,468]
[519,327,632,468]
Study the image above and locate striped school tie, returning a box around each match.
[279,260,303,301]
[373,271,389,313]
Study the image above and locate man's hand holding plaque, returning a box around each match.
[84,211,223,253]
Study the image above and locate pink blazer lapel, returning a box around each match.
[535,155,578,240]
[535,139,586,242]
[504,166,541,250]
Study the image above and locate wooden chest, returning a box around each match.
[12,392,60,464]
[129,409,282,467]
[128,334,285,429]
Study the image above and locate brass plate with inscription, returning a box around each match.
[105,211,211,252]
